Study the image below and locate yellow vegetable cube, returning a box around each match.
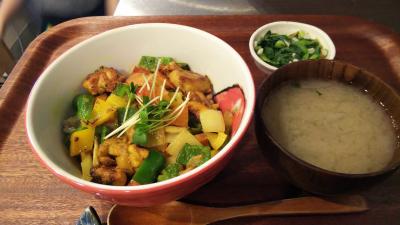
[145,128,166,147]
[70,126,95,157]
[166,129,201,163]
[90,98,116,126]
[116,155,133,174]
[200,109,225,133]
[106,93,128,108]
[81,152,93,181]
[165,126,186,143]
[166,133,178,143]
[165,126,186,134]
[206,132,228,150]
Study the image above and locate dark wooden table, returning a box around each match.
[1,15,400,225]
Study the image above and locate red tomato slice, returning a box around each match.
[214,86,245,136]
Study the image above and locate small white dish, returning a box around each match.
[249,21,336,73]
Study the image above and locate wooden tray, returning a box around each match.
[1,15,400,225]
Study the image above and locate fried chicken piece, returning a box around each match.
[168,69,212,94]
[82,67,121,95]
[159,62,181,75]
[126,72,174,90]
[127,145,148,169]
[91,166,127,186]
[98,156,116,167]
[190,91,215,107]
[98,136,129,157]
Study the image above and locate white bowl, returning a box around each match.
[249,21,336,73]
[26,23,255,206]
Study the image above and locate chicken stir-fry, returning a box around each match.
[64,56,243,186]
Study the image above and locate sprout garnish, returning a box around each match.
[104,59,190,145]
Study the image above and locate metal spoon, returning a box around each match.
[76,206,103,225]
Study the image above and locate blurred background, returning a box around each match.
[1,0,399,87]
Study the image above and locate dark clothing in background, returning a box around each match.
[26,0,104,32]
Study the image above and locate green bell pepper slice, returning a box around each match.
[139,56,177,72]
[157,163,182,182]
[95,125,110,144]
[176,144,211,167]
[74,94,95,121]
[133,149,165,184]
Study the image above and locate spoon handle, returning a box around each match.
[204,195,368,223]
[108,195,368,225]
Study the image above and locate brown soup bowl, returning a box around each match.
[254,59,400,195]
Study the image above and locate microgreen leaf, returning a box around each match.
[118,107,136,125]
[105,78,191,144]
[143,96,150,105]
[129,83,137,94]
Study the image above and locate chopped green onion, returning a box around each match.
[254,30,327,67]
